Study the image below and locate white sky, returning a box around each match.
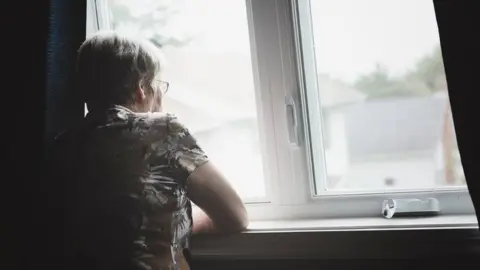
[164,0,440,82]
[112,0,442,82]
[310,0,441,82]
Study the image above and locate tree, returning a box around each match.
[405,45,447,92]
[354,44,447,100]
[107,0,194,48]
[354,63,431,99]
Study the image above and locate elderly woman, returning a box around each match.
[51,31,248,270]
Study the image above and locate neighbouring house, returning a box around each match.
[317,74,463,191]
[337,94,449,190]
[316,74,367,188]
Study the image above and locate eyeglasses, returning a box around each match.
[154,80,170,95]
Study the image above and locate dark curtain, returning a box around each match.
[44,0,87,268]
[45,0,86,148]
[7,0,86,268]
[434,1,480,225]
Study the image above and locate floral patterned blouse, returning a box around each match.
[52,105,208,270]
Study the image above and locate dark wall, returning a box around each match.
[193,259,470,270]
[189,229,480,269]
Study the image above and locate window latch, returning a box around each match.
[285,95,300,146]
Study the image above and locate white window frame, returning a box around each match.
[88,0,476,224]
[87,0,110,34]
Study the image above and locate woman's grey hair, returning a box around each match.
[77,31,165,112]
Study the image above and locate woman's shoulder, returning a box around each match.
[137,112,189,133]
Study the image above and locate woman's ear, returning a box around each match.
[136,83,147,101]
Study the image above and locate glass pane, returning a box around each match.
[106,0,266,199]
[308,0,465,192]
[86,3,95,36]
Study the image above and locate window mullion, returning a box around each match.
[92,0,112,31]
[292,0,329,197]
[245,0,281,204]
[250,0,312,206]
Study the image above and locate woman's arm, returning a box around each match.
[187,161,249,234]
[191,205,214,234]
[158,114,248,235]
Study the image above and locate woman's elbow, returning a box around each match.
[235,208,249,231]
[220,207,249,233]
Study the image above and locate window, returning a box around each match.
[307,0,465,193]
[88,0,476,223]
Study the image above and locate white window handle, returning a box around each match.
[286,95,300,146]
[382,198,440,218]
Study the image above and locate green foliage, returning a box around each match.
[354,44,447,100]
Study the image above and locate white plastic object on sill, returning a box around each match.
[382,198,441,219]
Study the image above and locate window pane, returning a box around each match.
[307,0,465,192]
[106,0,266,199]
[86,3,95,36]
